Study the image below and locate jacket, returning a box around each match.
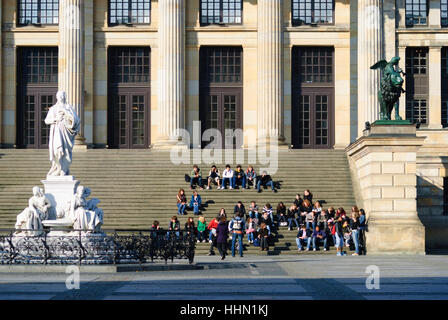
[246,169,256,179]
[189,194,202,207]
[222,169,234,178]
[297,229,312,239]
[197,220,207,232]
[191,168,202,177]
[350,219,360,230]
[235,168,245,178]
[216,221,229,243]
[185,223,195,234]
[258,227,269,238]
[234,204,246,216]
[359,215,366,230]
[207,218,218,230]
[229,217,245,234]
[168,220,180,231]
[259,175,272,185]
[312,229,327,239]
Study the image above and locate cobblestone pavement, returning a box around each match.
[0,255,447,300]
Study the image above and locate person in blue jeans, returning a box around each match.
[229,213,245,257]
[350,210,360,256]
[233,165,246,189]
[189,191,202,215]
[257,171,276,193]
[296,225,312,251]
[287,204,299,231]
[312,226,328,251]
[167,216,180,240]
[221,165,235,189]
[176,189,187,215]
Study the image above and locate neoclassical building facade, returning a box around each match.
[0,1,447,238]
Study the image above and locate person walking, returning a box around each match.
[229,213,245,257]
[216,216,229,260]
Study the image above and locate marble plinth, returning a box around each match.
[41,176,79,216]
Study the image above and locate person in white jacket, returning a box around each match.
[221,164,235,190]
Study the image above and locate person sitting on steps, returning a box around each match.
[221,165,235,190]
[190,165,203,190]
[257,171,276,193]
[207,165,221,190]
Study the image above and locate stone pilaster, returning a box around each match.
[346,124,426,254]
[156,0,185,147]
[257,0,285,145]
[357,0,384,136]
[59,0,86,148]
[428,47,442,129]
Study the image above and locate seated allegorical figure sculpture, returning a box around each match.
[45,91,80,177]
[15,187,53,236]
[67,185,103,233]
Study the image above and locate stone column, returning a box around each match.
[59,0,86,148]
[257,0,285,145]
[428,47,443,129]
[157,0,185,147]
[357,0,384,136]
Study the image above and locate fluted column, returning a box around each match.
[59,0,86,146]
[257,0,285,144]
[358,0,384,136]
[158,0,185,145]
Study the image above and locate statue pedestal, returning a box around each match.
[41,176,79,217]
[347,123,426,254]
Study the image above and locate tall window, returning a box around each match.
[292,0,334,26]
[109,47,151,83]
[442,0,448,27]
[406,47,429,124]
[109,0,151,25]
[18,0,59,25]
[405,0,428,27]
[442,48,448,127]
[200,0,242,25]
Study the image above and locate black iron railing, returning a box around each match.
[0,229,196,265]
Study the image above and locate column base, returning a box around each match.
[257,136,288,149]
[74,135,88,151]
[365,220,426,255]
[152,138,189,150]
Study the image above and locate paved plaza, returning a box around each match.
[0,255,447,300]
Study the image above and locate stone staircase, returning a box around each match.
[0,149,356,255]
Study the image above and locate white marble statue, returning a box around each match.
[45,91,80,177]
[67,186,102,233]
[15,186,52,236]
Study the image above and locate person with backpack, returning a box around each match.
[216,216,229,260]
[229,213,245,257]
